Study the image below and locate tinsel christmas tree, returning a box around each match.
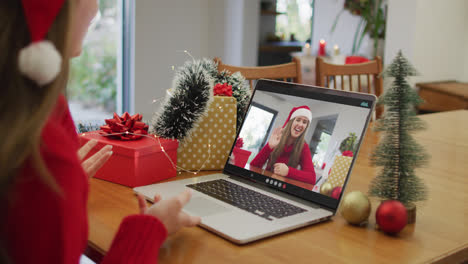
[151,58,250,141]
[368,51,429,207]
[151,59,214,140]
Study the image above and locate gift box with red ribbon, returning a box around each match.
[230,137,251,168]
[177,96,237,170]
[79,112,178,187]
[231,147,251,168]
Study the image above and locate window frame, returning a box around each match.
[118,0,135,114]
[250,102,278,149]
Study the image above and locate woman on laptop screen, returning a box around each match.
[250,106,316,184]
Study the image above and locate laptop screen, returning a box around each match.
[224,80,376,210]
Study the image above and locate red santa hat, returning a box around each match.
[18,0,66,86]
[283,105,312,127]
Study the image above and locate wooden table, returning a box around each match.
[417,81,468,112]
[87,110,468,263]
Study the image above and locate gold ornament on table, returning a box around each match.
[320,181,333,196]
[340,191,371,225]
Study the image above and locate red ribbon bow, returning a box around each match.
[235,137,244,148]
[214,83,233,97]
[100,112,149,140]
[342,150,354,157]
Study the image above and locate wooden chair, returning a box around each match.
[214,57,302,91]
[315,56,384,118]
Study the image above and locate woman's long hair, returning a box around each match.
[267,118,309,170]
[0,0,72,197]
[0,1,72,262]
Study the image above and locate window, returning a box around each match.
[238,103,278,164]
[312,131,331,167]
[309,116,337,169]
[276,0,313,42]
[69,0,133,128]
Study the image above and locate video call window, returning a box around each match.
[229,90,370,198]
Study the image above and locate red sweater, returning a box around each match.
[250,143,316,184]
[3,95,167,264]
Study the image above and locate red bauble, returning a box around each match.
[376,200,408,234]
[331,186,342,199]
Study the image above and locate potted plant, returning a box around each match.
[339,132,358,155]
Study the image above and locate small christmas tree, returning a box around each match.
[368,51,429,207]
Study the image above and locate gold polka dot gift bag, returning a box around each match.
[177,96,237,170]
[327,155,353,188]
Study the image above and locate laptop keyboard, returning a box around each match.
[186,179,307,221]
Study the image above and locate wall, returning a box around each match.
[385,0,468,83]
[313,0,373,57]
[134,0,259,118]
[243,0,261,66]
[134,0,210,118]
[413,0,468,83]
[383,0,418,66]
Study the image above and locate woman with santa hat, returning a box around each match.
[0,0,199,263]
[250,106,316,184]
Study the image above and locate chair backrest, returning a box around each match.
[214,57,302,91]
[315,56,383,118]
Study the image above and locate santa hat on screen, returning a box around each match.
[283,105,312,127]
[18,0,65,86]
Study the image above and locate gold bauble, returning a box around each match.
[320,182,333,196]
[340,191,371,225]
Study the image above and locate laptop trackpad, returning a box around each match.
[184,196,232,217]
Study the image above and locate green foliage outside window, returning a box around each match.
[68,41,117,111]
[68,0,117,112]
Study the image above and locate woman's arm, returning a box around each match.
[101,215,167,264]
[250,127,283,168]
[286,144,316,184]
[250,144,273,168]
[102,189,201,263]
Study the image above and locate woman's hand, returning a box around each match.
[268,127,283,149]
[78,139,113,178]
[273,163,289,176]
[137,189,201,235]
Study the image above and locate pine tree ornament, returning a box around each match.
[368,51,429,224]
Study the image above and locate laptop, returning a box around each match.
[134,79,376,244]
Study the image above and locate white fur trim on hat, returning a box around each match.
[290,108,312,122]
[18,40,62,86]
